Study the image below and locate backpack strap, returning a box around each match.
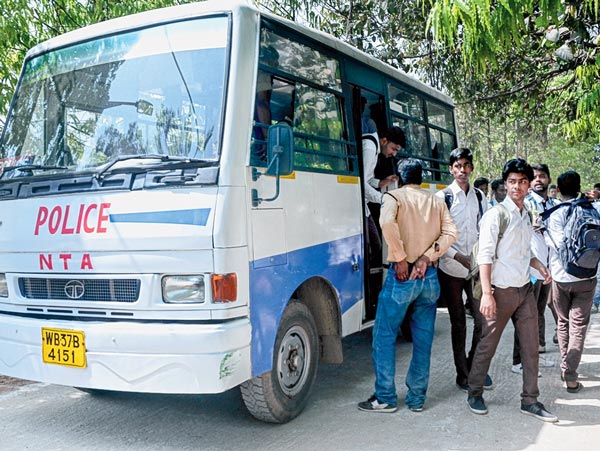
[540,201,568,221]
[362,134,379,151]
[494,203,511,259]
[443,187,453,211]
[474,188,484,221]
[383,191,399,202]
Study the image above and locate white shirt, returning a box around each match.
[478,196,532,289]
[524,191,555,280]
[545,198,600,283]
[436,182,488,278]
[362,133,382,215]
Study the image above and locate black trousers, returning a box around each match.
[438,269,483,385]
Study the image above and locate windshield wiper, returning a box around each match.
[95,154,215,180]
[0,164,68,180]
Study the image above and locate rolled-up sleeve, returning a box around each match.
[477,209,500,265]
[380,194,406,262]
[422,201,458,262]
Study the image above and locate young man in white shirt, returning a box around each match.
[545,171,599,393]
[362,127,405,271]
[467,159,557,423]
[436,148,491,391]
[511,164,557,374]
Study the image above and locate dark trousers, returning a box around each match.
[512,279,551,365]
[438,269,483,385]
[469,283,539,405]
[366,215,382,269]
[552,278,596,382]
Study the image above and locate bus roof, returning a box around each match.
[25,0,452,106]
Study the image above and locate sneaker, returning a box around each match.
[511,364,541,377]
[553,332,558,345]
[592,305,599,314]
[484,374,493,390]
[539,345,546,354]
[520,401,558,423]
[358,395,398,413]
[457,382,469,392]
[467,395,488,415]
[408,405,424,412]
[538,356,555,368]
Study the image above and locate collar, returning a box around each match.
[449,180,470,195]
[501,196,525,216]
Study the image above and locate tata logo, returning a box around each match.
[64,280,85,299]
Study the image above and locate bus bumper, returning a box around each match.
[0,313,252,394]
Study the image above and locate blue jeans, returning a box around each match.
[372,265,439,408]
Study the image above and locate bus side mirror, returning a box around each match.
[251,122,294,207]
[265,122,294,176]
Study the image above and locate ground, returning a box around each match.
[0,375,33,393]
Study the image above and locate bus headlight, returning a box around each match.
[162,275,205,303]
[0,274,7,297]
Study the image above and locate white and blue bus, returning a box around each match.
[0,0,456,423]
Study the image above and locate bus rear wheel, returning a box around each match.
[241,301,318,423]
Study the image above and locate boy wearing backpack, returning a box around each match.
[466,159,557,422]
[435,148,491,392]
[544,171,600,393]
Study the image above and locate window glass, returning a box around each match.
[388,84,424,120]
[426,100,454,132]
[260,28,342,91]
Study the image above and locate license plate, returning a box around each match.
[42,328,86,368]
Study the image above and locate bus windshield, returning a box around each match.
[0,15,229,177]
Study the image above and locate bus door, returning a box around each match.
[351,85,388,322]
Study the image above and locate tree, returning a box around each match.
[426,0,600,141]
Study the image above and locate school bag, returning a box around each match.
[443,186,484,220]
[468,203,510,300]
[541,198,600,279]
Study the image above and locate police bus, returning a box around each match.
[0,0,456,423]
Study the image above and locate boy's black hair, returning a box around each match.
[449,147,474,166]
[474,177,489,188]
[531,163,551,179]
[502,158,534,182]
[557,171,581,198]
[381,126,406,148]
[593,182,600,190]
[491,178,504,191]
[397,158,422,186]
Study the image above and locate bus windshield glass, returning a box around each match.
[0,15,228,177]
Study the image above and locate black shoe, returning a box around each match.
[358,395,398,413]
[467,395,488,415]
[553,332,558,345]
[457,382,469,392]
[520,402,558,423]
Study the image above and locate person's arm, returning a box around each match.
[380,193,406,263]
[479,263,496,318]
[530,257,552,285]
[422,199,458,262]
[362,140,383,204]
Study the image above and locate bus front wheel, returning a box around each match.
[241,301,319,423]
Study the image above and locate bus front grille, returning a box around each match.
[18,278,141,303]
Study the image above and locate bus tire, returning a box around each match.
[74,387,115,396]
[240,301,318,423]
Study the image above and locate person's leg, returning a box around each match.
[468,287,518,397]
[563,278,596,383]
[552,281,572,376]
[372,265,413,405]
[593,274,600,310]
[366,215,382,269]
[512,283,540,405]
[537,281,551,349]
[437,269,469,386]
[404,267,439,409]
[464,279,483,370]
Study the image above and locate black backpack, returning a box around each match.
[542,198,600,279]
[443,187,484,221]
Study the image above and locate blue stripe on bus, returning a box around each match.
[109,208,211,226]
[249,234,363,377]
